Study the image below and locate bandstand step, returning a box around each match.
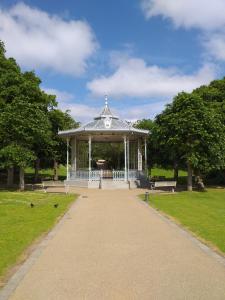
[64,179,142,189]
[64,180,88,188]
[101,180,130,190]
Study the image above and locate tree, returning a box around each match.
[0,40,79,187]
[0,144,35,190]
[0,100,52,190]
[0,40,59,186]
[194,80,225,124]
[0,41,24,185]
[48,109,79,180]
[155,92,225,191]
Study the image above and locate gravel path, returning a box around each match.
[3,189,225,300]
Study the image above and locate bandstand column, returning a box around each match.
[138,138,143,171]
[66,137,69,180]
[124,136,128,181]
[144,137,147,171]
[71,137,77,172]
[88,136,92,180]
[74,137,77,171]
[127,137,130,180]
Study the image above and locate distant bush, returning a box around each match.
[205,170,225,185]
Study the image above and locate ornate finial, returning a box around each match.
[105,94,108,107]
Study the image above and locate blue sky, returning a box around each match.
[1,0,225,122]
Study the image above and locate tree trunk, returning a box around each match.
[7,167,14,187]
[173,162,179,181]
[34,158,40,183]
[53,160,58,181]
[187,162,193,191]
[19,167,25,191]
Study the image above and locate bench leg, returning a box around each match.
[65,185,69,194]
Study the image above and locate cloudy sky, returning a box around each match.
[0,0,225,123]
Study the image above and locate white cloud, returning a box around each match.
[0,3,98,75]
[44,87,99,123]
[87,56,216,98]
[43,88,74,102]
[60,103,99,123]
[119,101,167,122]
[66,101,166,124]
[204,32,225,61]
[141,0,225,31]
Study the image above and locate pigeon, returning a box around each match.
[54,204,58,208]
[30,203,34,208]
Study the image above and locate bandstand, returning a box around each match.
[58,97,149,189]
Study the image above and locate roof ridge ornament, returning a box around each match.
[105,94,108,107]
[99,94,113,117]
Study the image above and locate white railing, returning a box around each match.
[69,170,100,181]
[113,170,125,181]
[89,170,101,181]
[102,170,113,178]
[128,170,145,180]
[128,170,138,180]
[69,170,88,180]
[69,169,145,181]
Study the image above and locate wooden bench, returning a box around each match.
[150,181,177,192]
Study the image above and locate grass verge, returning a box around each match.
[140,189,225,255]
[150,167,187,178]
[0,191,76,284]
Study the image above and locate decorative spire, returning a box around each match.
[105,94,108,107]
[98,94,113,117]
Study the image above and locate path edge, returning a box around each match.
[138,196,225,268]
[0,195,82,300]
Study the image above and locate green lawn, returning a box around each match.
[25,165,67,180]
[0,191,76,283]
[150,167,187,179]
[141,189,225,254]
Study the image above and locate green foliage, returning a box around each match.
[0,101,51,146]
[0,100,52,170]
[0,39,77,185]
[0,43,52,173]
[134,119,154,131]
[48,109,79,165]
[135,79,225,184]
[0,40,5,54]
[0,191,76,279]
[141,189,225,253]
[134,119,155,167]
[0,144,35,169]
[92,143,124,169]
[155,92,225,174]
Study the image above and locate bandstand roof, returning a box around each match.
[58,97,149,138]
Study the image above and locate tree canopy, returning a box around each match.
[0,41,77,189]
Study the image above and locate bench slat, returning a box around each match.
[152,181,177,188]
